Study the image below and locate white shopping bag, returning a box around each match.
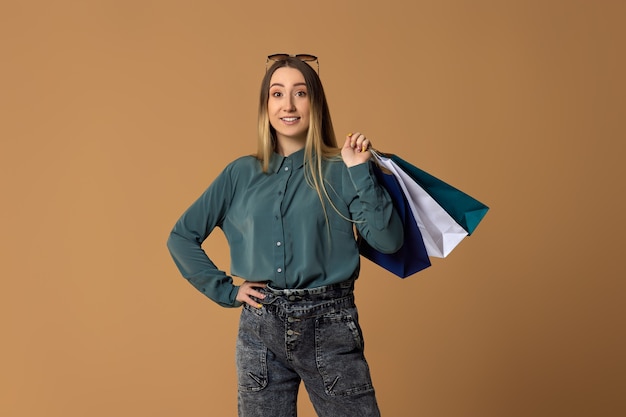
[373,153,468,258]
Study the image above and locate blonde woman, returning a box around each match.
[167,54,403,417]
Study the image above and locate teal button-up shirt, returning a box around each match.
[167,148,403,307]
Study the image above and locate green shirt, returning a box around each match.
[167,148,404,307]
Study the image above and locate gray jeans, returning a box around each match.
[236,278,381,417]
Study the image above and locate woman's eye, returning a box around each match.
[295,91,307,97]
[272,91,282,97]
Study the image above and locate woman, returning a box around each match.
[167,54,404,417]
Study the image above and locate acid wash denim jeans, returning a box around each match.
[236,278,381,417]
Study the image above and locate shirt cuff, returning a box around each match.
[347,161,375,192]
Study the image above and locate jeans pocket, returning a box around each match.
[236,305,268,392]
[315,308,374,397]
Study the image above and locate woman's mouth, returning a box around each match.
[280,117,300,125]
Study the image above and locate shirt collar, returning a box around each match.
[269,147,306,173]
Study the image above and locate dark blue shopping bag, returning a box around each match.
[358,163,431,278]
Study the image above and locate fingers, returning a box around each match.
[346,132,371,153]
[342,132,373,167]
[236,281,267,308]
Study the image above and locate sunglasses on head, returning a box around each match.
[266,53,319,73]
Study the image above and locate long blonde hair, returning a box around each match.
[257,57,343,220]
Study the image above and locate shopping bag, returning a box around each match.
[390,155,489,235]
[371,151,489,258]
[358,163,431,278]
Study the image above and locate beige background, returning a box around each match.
[2,1,625,416]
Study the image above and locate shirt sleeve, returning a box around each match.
[166,165,242,308]
[346,161,404,254]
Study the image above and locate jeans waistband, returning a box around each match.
[264,277,355,302]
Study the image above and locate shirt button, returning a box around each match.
[277,268,282,273]
[288,295,296,301]
[284,167,289,171]
[287,329,294,335]
[276,241,282,246]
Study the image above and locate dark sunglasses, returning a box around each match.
[266,53,319,73]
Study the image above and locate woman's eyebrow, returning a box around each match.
[270,82,307,88]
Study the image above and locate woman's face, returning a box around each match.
[267,66,310,146]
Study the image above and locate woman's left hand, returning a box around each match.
[341,132,372,167]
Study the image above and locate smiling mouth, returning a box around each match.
[281,117,300,122]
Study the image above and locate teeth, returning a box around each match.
[282,117,299,122]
